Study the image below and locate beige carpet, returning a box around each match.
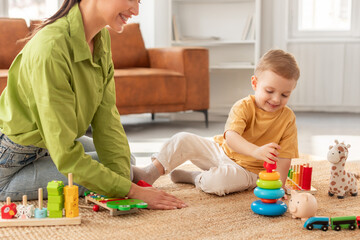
[1,155,360,240]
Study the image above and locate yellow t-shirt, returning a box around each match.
[214,95,299,174]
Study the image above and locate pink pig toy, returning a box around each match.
[288,190,317,220]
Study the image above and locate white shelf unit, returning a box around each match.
[170,0,261,115]
[170,0,261,71]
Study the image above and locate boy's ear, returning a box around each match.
[251,75,257,90]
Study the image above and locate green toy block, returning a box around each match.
[48,195,64,204]
[48,210,63,218]
[47,180,64,196]
[47,202,64,211]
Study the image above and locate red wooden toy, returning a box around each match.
[263,161,277,173]
[1,197,17,219]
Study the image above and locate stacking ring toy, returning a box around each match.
[251,200,287,216]
[254,187,285,199]
[259,171,280,181]
[260,198,277,203]
[256,179,282,189]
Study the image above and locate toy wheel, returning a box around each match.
[349,225,356,230]
[118,204,131,211]
[334,225,341,231]
[321,225,328,231]
[136,202,148,209]
[306,224,313,230]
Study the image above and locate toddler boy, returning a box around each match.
[133,49,300,196]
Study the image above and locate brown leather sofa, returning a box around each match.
[0,18,28,93]
[0,20,209,126]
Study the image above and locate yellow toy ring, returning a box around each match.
[256,179,282,189]
[259,171,280,181]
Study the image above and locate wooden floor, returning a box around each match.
[121,111,360,165]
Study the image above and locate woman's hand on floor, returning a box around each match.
[127,183,187,210]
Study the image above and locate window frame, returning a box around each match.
[0,0,9,17]
[289,0,360,39]
[0,0,63,18]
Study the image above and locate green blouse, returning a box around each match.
[0,4,132,197]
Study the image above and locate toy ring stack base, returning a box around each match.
[251,200,287,216]
[251,162,287,217]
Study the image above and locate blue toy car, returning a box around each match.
[304,217,330,231]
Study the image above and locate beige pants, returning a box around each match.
[157,132,258,196]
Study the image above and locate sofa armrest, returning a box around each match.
[148,47,209,110]
[0,70,8,94]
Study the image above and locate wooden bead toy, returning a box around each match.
[15,195,35,219]
[34,188,47,218]
[0,173,81,227]
[47,180,64,218]
[1,197,17,219]
[64,173,79,218]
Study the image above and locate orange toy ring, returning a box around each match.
[259,171,280,181]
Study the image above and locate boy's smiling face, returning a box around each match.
[251,70,297,112]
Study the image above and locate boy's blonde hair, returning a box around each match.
[255,49,300,81]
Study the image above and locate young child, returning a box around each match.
[133,49,300,196]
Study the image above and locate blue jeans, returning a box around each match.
[0,133,135,201]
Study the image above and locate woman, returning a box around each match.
[0,0,186,210]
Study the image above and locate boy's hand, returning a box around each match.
[253,143,281,164]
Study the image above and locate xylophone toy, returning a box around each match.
[285,163,317,194]
[84,191,148,216]
[0,173,81,227]
[251,162,287,216]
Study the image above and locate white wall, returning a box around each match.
[130,0,170,48]
[266,0,360,113]
[136,0,360,113]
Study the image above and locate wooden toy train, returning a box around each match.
[304,216,360,231]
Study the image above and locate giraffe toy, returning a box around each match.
[327,140,359,199]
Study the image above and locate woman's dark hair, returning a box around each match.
[23,0,81,41]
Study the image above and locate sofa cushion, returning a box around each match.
[114,68,186,107]
[107,23,149,69]
[0,18,29,69]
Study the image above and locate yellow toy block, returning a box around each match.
[65,207,79,218]
[64,185,78,196]
[64,173,79,218]
[64,201,78,210]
